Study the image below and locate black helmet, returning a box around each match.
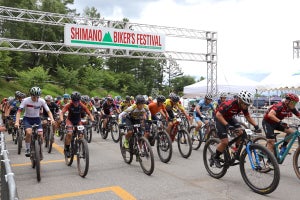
[15,91,22,98]
[135,95,146,104]
[106,97,113,102]
[156,95,166,103]
[125,95,130,101]
[71,91,81,101]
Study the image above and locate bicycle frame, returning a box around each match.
[226,129,263,170]
[274,129,300,164]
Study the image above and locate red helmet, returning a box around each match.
[286,93,299,102]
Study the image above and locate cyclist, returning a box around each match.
[262,93,300,156]
[211,90,260,168]
[120,96,132,112]
[164,93,190,135]
[59,93,70,109]
[193,93,214,136]
[119,95,151,148]
[101,96,120,131]
[214,92,227,110]
[14,87,55,157]
[4,91,24,134]
[59,91,94,157]
[93,96,101,111]
[148,95,169,121]
[42,95,60,138]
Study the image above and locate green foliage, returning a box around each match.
[56,66,79,89]
[15,66,50,89]
[171,76,196,96]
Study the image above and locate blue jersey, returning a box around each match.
[194,99,214,117]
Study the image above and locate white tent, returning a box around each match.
[183,73,259,98]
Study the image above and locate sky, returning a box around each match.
[70,0,300,82]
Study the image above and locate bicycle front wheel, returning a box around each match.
[111,122,120,143]
[77,139,89,177]
[177,129,192,158]
[65,143,74,166]
[240,143,280,195]
[157,130,173,163]
[138,136,155,175]
[86,127,92,143]
[17,129,23,155]
[293,146,300,179]
[48,131,54,153]
[34,140,41,182]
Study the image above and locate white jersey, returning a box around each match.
[19,97,50,118]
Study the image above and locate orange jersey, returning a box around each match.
[148,102,166,116]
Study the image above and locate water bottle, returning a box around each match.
[279,146,287,157]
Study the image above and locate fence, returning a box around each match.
[0,132,19,200]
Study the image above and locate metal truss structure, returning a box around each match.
[0,6,218,95]
[293,40,300,59]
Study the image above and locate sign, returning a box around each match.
[64,24,165,52]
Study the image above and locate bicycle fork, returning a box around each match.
[245,143,262,170]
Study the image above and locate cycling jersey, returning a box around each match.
[102,101,118,115]
[62,102,91,124]
[263,101,300,124]
[194,99,214,117]
[42,102,60,117]
[148,102,167,116]
[216,99,250,121]
[164,99,185,111]
[18,97,50,118]
[120,101,131,111]
[119,104,151,120]
[8,98,22,116]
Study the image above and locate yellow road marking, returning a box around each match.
[27,186,136,200]
[12,143,69,167]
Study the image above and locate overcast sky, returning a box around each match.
[71,0,300,81]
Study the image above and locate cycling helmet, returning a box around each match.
[56,96,62,101]
[238,90,253,105]
[219,92,227,98]
[125,95,130,101]
[205,93,213,100]
[94,96,99,101]
[15,91,22,98]
[45,95,53,101]
[156,95,166,103]
[169,92,179,102]
[286,93,299,102]
[135,95,146,104]
[106,97,113,102]
[20,93,26,98]
[63,93,70,99]
[30,87,41,96]
[8,96,14,102]
[71,91,81,101]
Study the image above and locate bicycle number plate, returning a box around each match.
[111,114,116,118]
[133,124,141,128]
[77,125,85,131]
[176,118,181,122]
[245,129,253,135]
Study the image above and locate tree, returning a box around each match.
[56,66,79,89]
[163,57,183,93]
[15,66,50,89]
[171,76,196,96]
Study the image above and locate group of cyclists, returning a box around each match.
[1,86,300,193]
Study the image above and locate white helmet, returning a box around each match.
[238,90,253,105]
[45,95,53,101]
[205,93,213,100]
[219,92,227,98]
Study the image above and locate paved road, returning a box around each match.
[4,129,300,200]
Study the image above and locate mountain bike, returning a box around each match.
[82,118,93,143]
[148,119,173,163]
[253,124,300,179]
[99,114,120,143]
[30,124,43,182]
[169,115,192,158]
[64,123,89,177]
[203,127,280,195]
[119,122,155,175]
[189,115,217,150]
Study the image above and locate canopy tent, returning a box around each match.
[183,73,259,98]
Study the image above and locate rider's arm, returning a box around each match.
[216,111,228,126]
[267,109,281,123]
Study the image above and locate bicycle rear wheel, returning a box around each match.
[44,127,50,148]
[293,147,300,179]
[189,126,202,150]
[157,130,173,163]
[177,129,192,158]
[77,139,89,177]
[60,127,65,141]
[240,143,280,195]
[203,138,228,179]
[34,140,41,182]
[138,136,155,175]
[86,126,92,143]
[119,132,133,164]
[13,128,17,144]
[100,120,108,139]
[111,122,120,143]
